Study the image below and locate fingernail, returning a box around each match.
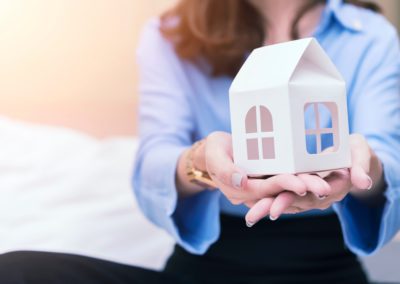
[317,195,328,200]
[269,215,278,221]
[232,173,243,189]
[246,220,255,227]
[366,176,373,190]
[299,191,307,197]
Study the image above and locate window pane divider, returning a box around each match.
[246,132,274,139]
[305,128,334,135]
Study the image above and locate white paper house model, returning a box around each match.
[229,38,351,176]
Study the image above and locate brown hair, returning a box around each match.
[160,0,381,77]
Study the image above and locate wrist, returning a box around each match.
[186,140,216,189]
[176,140,216,197]
[176,149,205,197]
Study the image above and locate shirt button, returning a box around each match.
[353,19,363,30]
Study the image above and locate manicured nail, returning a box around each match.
[232,173,243,189]
[269,215,278,221]
[246,220,255,227]
[366,176,373,190]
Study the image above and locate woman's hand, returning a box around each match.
[176,131,329,202]
[201,132,330,205]
[245,134,384,226]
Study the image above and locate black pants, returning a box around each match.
[0,214,369,284]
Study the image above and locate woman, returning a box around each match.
[0,0,398,283]
[134,0,400,283]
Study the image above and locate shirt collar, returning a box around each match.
[315,0,364,35]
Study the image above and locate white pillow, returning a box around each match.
[0,117,174,270]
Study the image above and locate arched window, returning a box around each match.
[245,105,275,160]
[304,102,339,154]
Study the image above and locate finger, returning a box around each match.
[228,197,246,206]
[349,134,373,190]
[297,174,331,199]
[324,169,351,199]
[269,191,296,221]
[192,139,207,171]
[205,132,248,190]
[245,197,274,227]
[288,170,351,211]
[246,174,307,198]
[216,182,246,203]
[285,206,304,214]
[244,200,258,208]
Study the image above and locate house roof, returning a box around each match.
[230,38,344,93]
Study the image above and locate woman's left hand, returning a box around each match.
[245,134,384,226]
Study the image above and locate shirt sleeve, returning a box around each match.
[132,19,221,255]
[333,25,400,256]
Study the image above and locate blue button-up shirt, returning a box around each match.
[133,0,400,255]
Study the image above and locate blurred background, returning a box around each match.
[0,0,399,282]
[0,0,173,137]
[0,0,398,138]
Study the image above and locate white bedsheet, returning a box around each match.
[0,117,174,270]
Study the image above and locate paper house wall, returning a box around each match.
[229,38,351,176]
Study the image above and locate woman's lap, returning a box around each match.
[0,214,369,284]
[164,213,369,284]
[0,251,178,284]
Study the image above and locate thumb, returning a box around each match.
[349,134,373,191]
[205,132,248,190]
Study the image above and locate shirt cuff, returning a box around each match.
[133,143,221,255]
[333,160,400,256]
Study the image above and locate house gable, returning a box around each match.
[290,38,344,85]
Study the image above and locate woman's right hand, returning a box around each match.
[202,131,331,206]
